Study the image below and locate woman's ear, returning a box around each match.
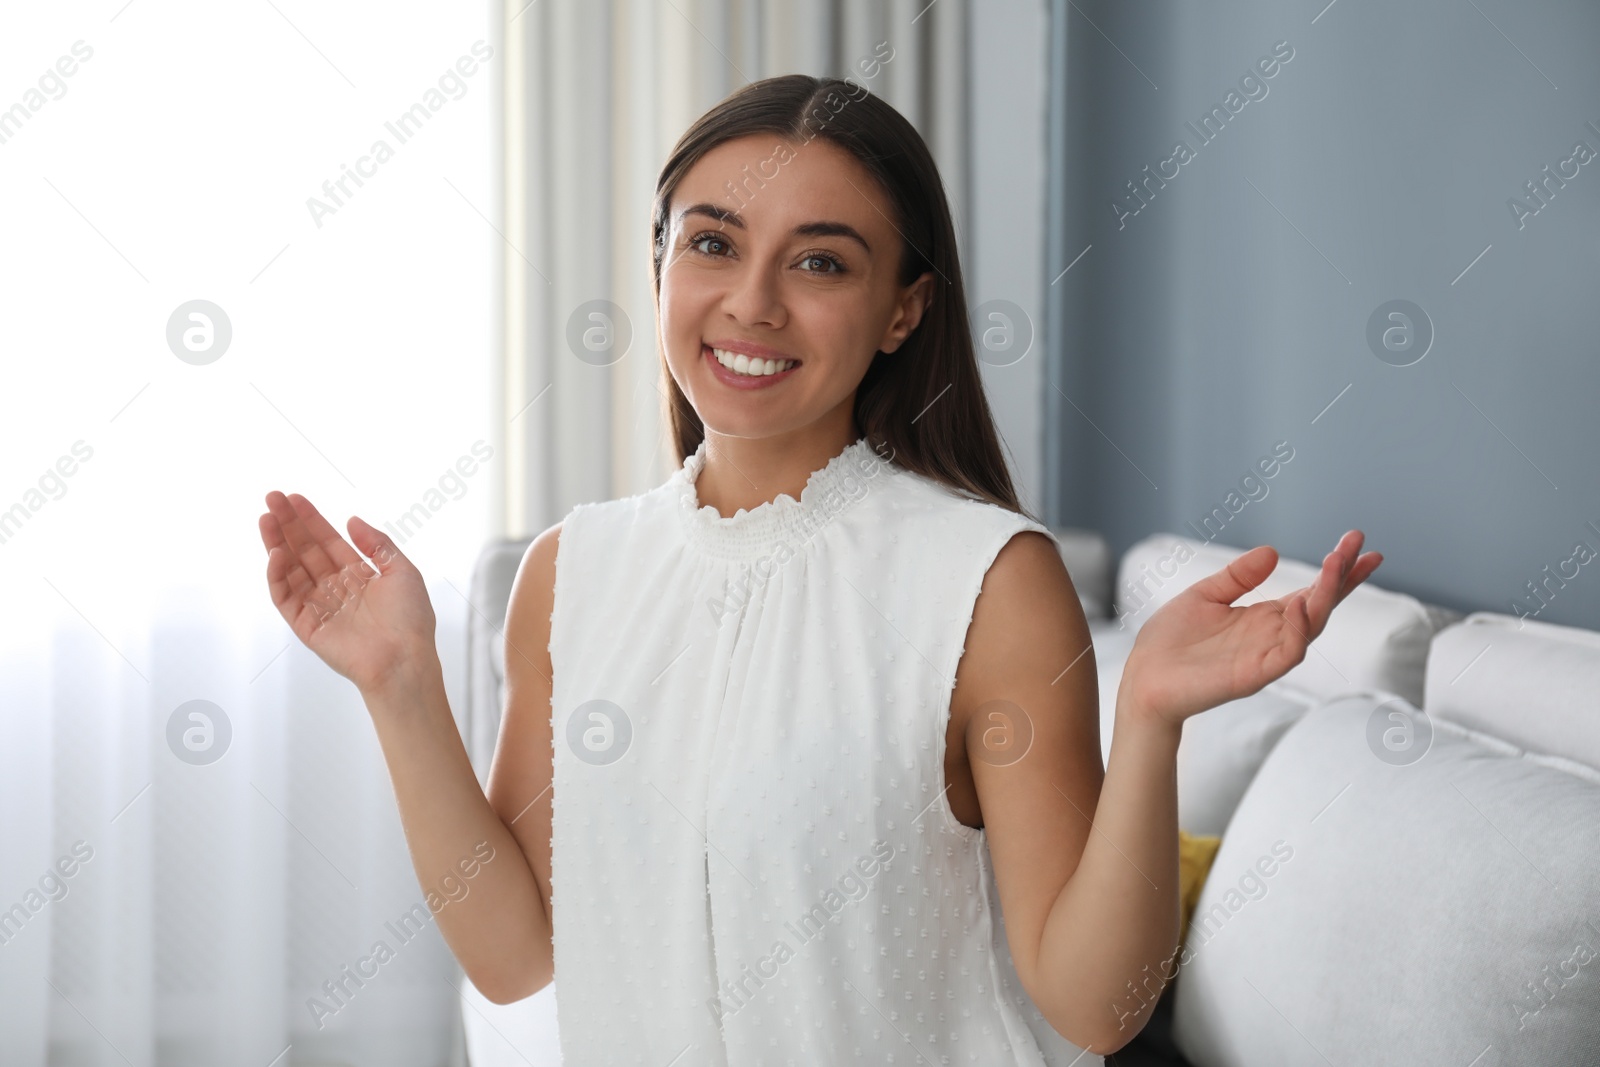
[878,271,936,354]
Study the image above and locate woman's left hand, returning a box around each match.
[1120,530,1383,730]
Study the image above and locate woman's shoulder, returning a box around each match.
[874,463,1053,542]
[558,473,685,530]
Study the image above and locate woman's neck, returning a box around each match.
[692,426,860,519]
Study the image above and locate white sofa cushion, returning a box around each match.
[1425,611,1600,772]
[1051,525,1114,619]
[1088,616,1137,764]
[1172,687,1318,837]
[1171,693,1600,1066]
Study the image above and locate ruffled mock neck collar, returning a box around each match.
[672,436,891,561]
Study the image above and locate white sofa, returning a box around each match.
[1167,613,1600,1065]
[1066,533,1600,1066]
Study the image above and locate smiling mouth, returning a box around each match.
[704,344,801,378]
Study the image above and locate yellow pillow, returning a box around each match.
[1177,830,1222,945]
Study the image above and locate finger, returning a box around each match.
[1313,547,1383,618]
[1338,551,1383,600]
[1335,530,1363,585]
[262,499,353,620]
[264,528,323,612]
[259,507,286,553]
[286,492,368,574]
[1307,530,1368,633]
[263,507,316,584]
[1188,544,1278,606]
[261,506,325,607]
[264,491,333,584]
[1287,592,1312,661]
[1302,546,1345,636]
[262,510,310,611]
[265,544,330,630]
[265,543,293,609]
[347,514,409,575]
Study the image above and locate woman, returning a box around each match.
[259,73,1380,1063]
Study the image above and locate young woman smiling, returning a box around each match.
[259,74,1380,1063]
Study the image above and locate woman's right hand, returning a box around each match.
[259,491,440,696]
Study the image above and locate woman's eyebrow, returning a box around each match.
[677,202,872,255]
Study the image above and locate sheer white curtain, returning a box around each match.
[0,2,498,1065]
[462,0,971,1061]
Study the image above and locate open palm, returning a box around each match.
[1123,530,1383,728]
[258,491,438,694]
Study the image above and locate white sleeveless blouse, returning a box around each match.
[547,435,1101,1065]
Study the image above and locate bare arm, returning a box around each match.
[259,491,558,1004]
[956,530,1380,1053]
[950,530,1150,1054]
[478,520,563,1000]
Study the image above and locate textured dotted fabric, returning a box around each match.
[547,436,1102,1066]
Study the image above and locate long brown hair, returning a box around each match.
[650,74,1039,522]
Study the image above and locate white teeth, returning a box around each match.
[711,347,794,377]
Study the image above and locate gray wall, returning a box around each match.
[1046,0,1600,629]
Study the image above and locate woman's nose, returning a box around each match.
[721,262,786,329]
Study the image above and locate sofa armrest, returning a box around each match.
[462,537,535,785]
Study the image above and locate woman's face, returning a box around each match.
[658,133,934,442]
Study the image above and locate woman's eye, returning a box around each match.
[799,253,844,274]
[689,233,729,256]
